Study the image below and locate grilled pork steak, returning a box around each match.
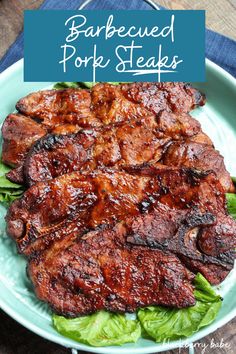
[7,168,158,255]
[126,204,235,284]
[24,112,202,186]
[28,222,196,317]
[2,82,205,184]
[27,195,233,317]
[7,167,236,279]
[16,83,205,128]
[16,88,101,130]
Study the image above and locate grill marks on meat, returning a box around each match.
[6,167,236,287]
[2,82,205,184]
[16,83,205,127]
[120,82,206,114]
[16,89,101,130]
[28,223,195,317]
[7,169,157,255]
[163,141,234,192]
[24,112,202,185]
[27,172,235,316]
[126,205,235,284]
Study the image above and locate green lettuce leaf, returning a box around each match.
[53,82,81,89]
[53,82,121,89]
[231,176,236,185]
[78,82,96,88]
[53,311,141,347]
[137,273,222,342]
[0,188,24,203]
[0,161,24,204]
[226,193,236,220]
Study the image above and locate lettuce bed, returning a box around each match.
[0,162,24,204]
[53,274,222,346]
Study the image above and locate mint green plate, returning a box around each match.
[0,59,236,353]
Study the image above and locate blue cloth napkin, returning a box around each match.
[0,0,236,78]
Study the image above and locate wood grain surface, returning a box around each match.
[157,0,236,40]
[0,1,235,354]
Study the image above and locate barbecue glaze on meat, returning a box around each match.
[7,167,236,287]
[120,82,205,114]
[2,82,205,184]
[27,194,235,317]
[28,223,196,317]
[22,112,232,192]
[16,82,205,128]
[1,114,46,183]
[163,141,234,192]
[24,112,202,185]
[27,173,235,316]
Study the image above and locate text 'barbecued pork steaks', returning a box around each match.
[28,222,196,317]
[23,112,202,186]
[2,82,205,184]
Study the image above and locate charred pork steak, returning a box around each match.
[28,222,196,317]
[23,111,203,186]
[6,167,236,287]
[2,82,205,184]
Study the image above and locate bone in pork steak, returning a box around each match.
[16,83,205,128]
[6,167,236,279]
[27,177,235,317]
[4,82,235,317]
[26,197,235,317]
[23,112,201,186]
[126,202,235,285]
[2,82,205,184]
[28,223,196,317]
[7,168,160,255]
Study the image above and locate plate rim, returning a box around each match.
[0,58,236,353]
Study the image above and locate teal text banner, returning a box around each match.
[24,10,205,82]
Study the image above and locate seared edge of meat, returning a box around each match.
[1,114,47,183]
[163,140,234,192]
[6,166,234,263]
[3,82,206,184]
[23,111,202,185]
[28,222,196,317]
[120,82,206,114]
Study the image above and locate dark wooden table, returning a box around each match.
[0,1,235,353]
